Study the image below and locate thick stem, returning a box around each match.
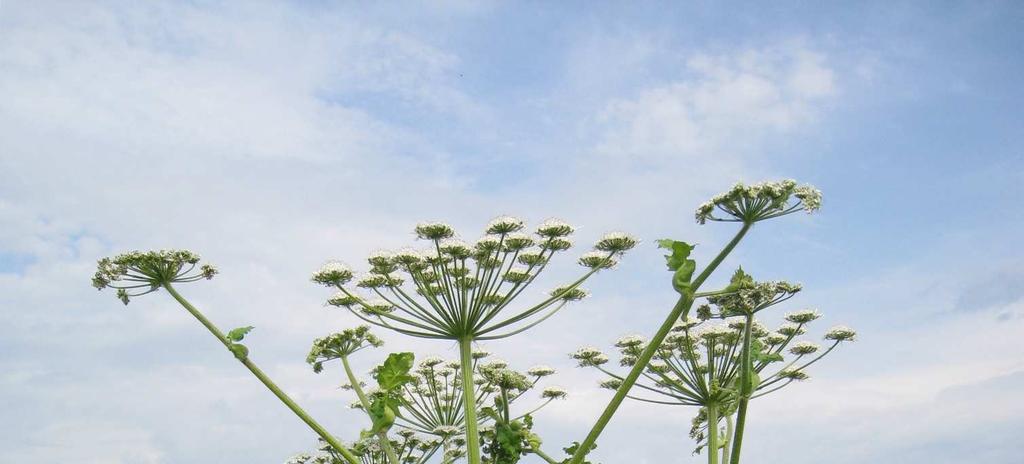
[568,223,751,464]
[459,337,483,464]
[342,356,401,464]
[163,283,360,464]
[729,312,755,464]
[707,404,719,464]
[722,414,733,464]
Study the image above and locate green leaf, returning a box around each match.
[374,352,415,391]
[365,396,397,436]
[228,343,249,360]
[227,326,254,342]
[656,239,695,271]
[672,260,697,295]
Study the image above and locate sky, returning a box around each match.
[1,1,1023,463]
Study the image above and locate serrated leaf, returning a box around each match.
[725,267,754,291]
[656,239,695,271]
[227,326,254,342]
[374,352,415,391]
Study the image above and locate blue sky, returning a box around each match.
[1,1,1022,463]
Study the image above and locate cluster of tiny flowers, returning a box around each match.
[92,249,216,304]
[527,365,556,377]
[571,347,609,367]
[707,280,802,315]
[785,309,822,324]
[825,325,857,341]
[541,386,568,399]
[695,179,822,224]
[788,341,821,355]
[311,261,354,286]
[306,326,383,373]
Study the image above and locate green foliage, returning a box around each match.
[560,442,599,464]
[363,352,415,439]
[227,326,254,342]
[226,326,254,360]
[657,239,697,296]
[374,352,415,390]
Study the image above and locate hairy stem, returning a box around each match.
[459,337,482,464]
[164,283,359,464]
[729,312,755,464]
[568,223,751,464]
[342,356,401,464]
[531,446,561,464]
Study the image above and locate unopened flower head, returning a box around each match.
[789,341,820,355]
[415,222,456,240]
[785,309,822,324]
[599,378,623,390]
[486,215,525,235]
[594,232,638,253]
[695,179,822,224]
[824,325,857,342]
[92,249,212,304]
[536,218,574,237]
[541,386,568,399]
[306,326,383,372]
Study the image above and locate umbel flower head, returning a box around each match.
[306,325,384,373]
[695,179,822,224]
[391,351,565,437]
[314,217,636,340]
[92,249,218,305]
[576,311,855,450]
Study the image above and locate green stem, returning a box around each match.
[729,312,755,464]
[531,446,561,464]
[163,283,360,464]
[707,403,719,464]
[459,337,483,464]
[342,356,401,464]
[568,223,751,464]
[722,415,733,464]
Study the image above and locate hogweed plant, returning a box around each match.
[92,179,855,464]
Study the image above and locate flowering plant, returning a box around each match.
[92,180,854,464]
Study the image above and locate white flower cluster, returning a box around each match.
[695,179,822,224]
[541,386,568,399]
